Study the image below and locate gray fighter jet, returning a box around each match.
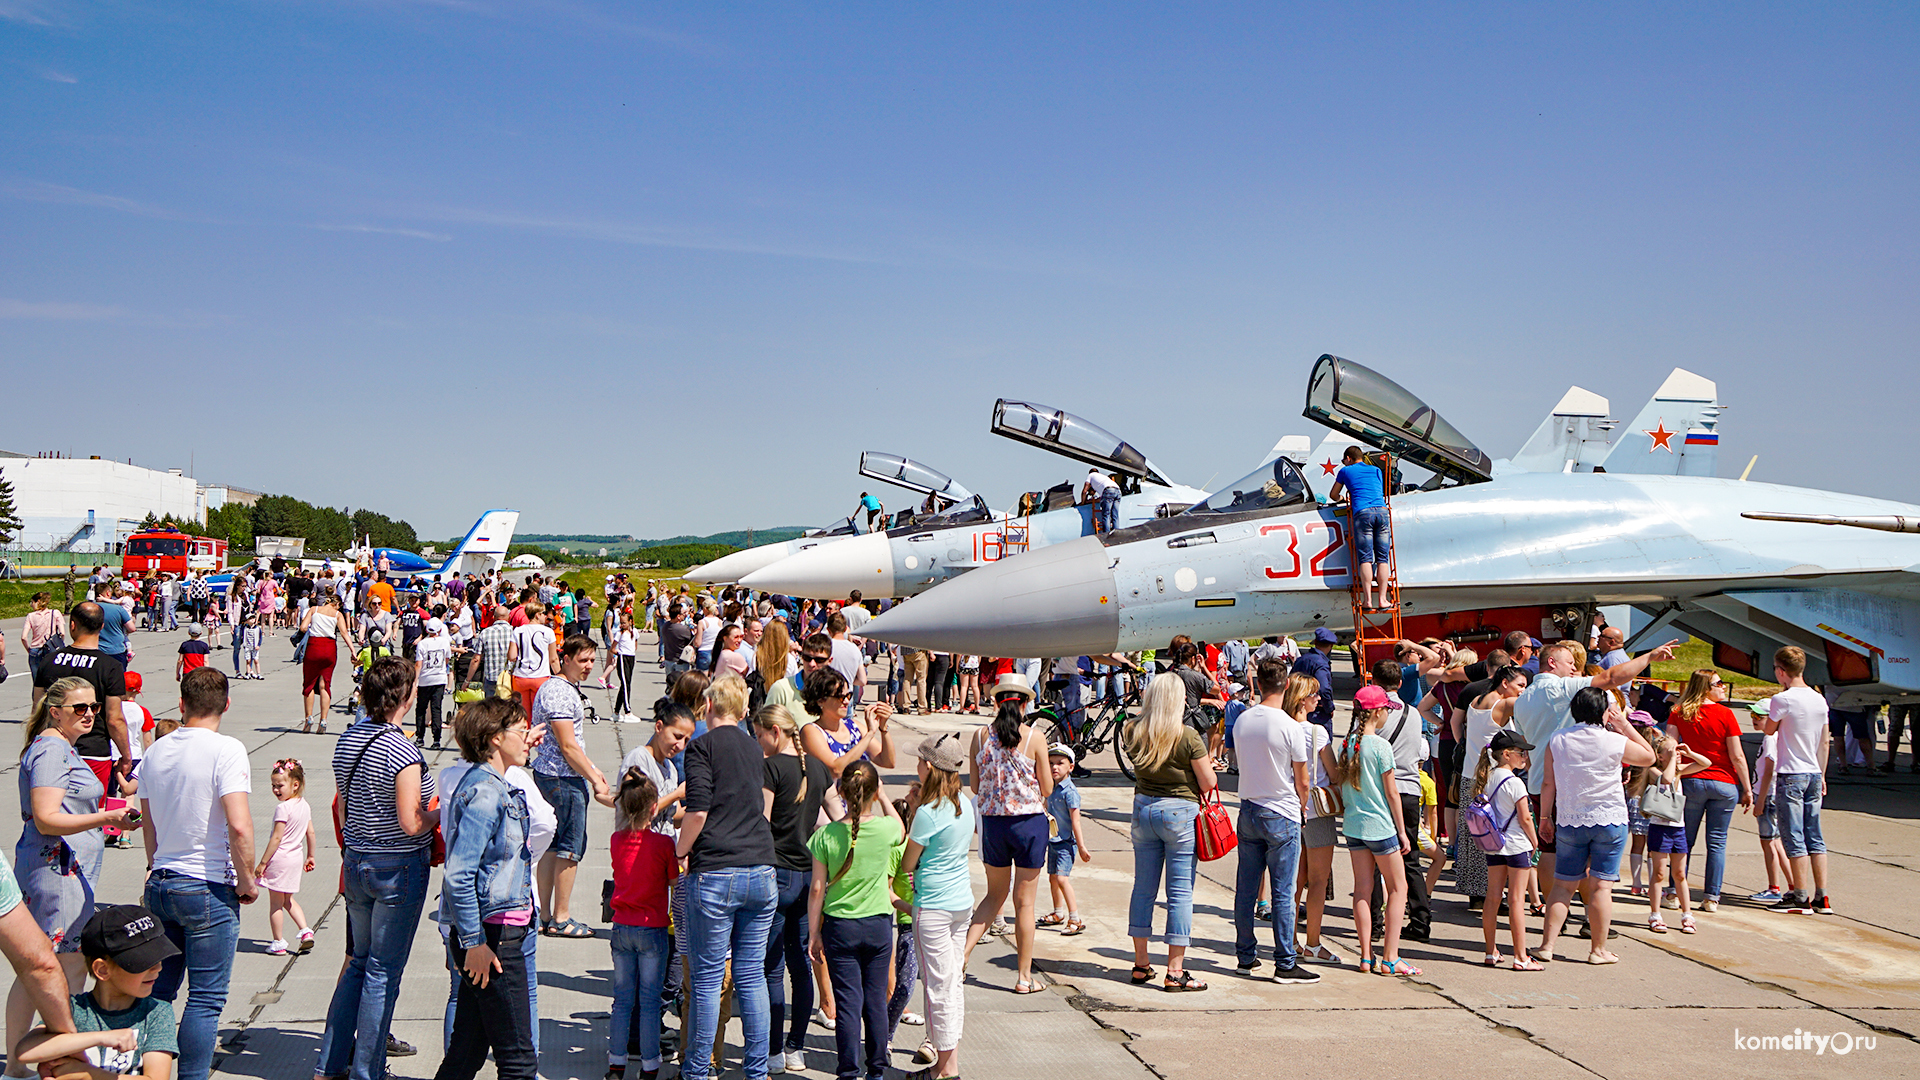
[863,355,1920,703]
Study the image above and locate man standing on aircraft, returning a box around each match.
[1290,628,1340,733]
[856,491,884,533]
[1513,639,1676,884]
[1327,447,1392,610]
[1082,467,1121,533]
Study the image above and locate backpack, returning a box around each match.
[1463,773,1523,853]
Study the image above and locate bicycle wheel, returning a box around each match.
[1114,715,1138,781]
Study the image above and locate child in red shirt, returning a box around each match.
[606,770,677,1080]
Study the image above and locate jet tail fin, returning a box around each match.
[1601,368,1722,476]
[1508,386,1614,474]
[437,509,520,578]
[1264,435,1314,466]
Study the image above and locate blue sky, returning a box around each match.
[3,3,1915,539]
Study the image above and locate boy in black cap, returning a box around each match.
[16,904,180,1080]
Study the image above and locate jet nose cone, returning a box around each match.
[741,532,895,600]
[864,536,1120,657]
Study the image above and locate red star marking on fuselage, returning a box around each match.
[1645,422,1676,452]
[1321,459,1339,476]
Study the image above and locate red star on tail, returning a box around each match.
[1645,422,1676,452]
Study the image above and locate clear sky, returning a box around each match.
[4,3,1915,540]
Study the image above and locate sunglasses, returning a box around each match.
[826,692,851,702]
[62,701,101,715]
[803,654,831,665]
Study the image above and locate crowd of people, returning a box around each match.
[0,567,1866,1080]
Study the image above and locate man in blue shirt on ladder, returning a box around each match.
[1329,446,1392,611]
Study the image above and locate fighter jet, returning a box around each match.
[864,355,1920,703]
[738,400,1210,600]
[683,452,979,585]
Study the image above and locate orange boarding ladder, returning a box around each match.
[1002,513,1032,557]
[1344,450,1404,684]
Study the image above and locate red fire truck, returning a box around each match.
[121,527,228,579]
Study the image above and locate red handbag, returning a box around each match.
[1195,789,1237,862]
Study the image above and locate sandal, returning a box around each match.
[1679,915,1696,935]
[1011,979,1045,995]
[546,918,595,939]
[1162,971,1208,992]
[1527,903,1547,917]
[1061,918,1086,936]
[1129,964,1156,985]
[1647,915,1667,934]
[1300,943,1340,965]
[1379,959,1422,977]
[1034,913,1066,928]
[1481,954,1502,967]
[1511,956,1543,972]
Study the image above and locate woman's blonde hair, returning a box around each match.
[752,704,810,805]
[1672,669,1718,724]
[755,620,791,689]
[1446,648,1478,672]
[1124,675,1191,774]
[1280,673,1321,720]
[1626,732,1677,799]
[706,674,749,720]
[24,677,92,757]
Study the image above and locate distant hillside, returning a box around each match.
[519,534,637,544]
[636,528,808,549]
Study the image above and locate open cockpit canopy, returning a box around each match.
[858,452,974,503]
[1304,355,1493,485]
[991,399,1170,488]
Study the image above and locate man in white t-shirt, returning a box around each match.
[1512,639,1673,884]
[1760,646,1832,914]
[414,618,453,750]
[1082,468,1120,533]
[139,667,255,1080]
[1230,658,1318,983]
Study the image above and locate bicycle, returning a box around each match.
[1045,677,1144,780]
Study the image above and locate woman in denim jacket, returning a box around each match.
[435,697,538,1080]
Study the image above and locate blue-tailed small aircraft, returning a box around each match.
[863,356,1918,705]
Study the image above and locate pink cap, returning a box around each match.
[1354,684,1392,710]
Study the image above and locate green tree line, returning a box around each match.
[167,496,417,555]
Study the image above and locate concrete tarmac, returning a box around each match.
[1,614,1914,1079]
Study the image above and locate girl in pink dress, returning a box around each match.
[255,758,318,955]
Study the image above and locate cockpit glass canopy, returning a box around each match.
[808,515,861,538]
[991,399,1169,486]
[858,452,973,502]
[911,494,992,528]
[1184,457,1314,517]
[1305,355,1492,484]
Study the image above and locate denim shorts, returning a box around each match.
[533,772,590,861]
[1646,822,1688,855]
[1776,772,1825,858]
[1553,822,1627,881]
[1351,506,1391,566]
[1345,834,1400,856]
[981,813,1048,870]
[1757,796,1779,839]
[1046,839,1077,876]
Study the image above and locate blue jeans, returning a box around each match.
[1128,795,1200,946]
[1681,777,1739,899]
[1096,491,1119,533]
[1233,804,1301,969]
[609,925,671,1069]
[766,867,814,1053]
[143,871,240,1080]
[683,865,776,1080]
[1351,505,1391,566]
[1776,772,1825,858]
[319,847,431,1080]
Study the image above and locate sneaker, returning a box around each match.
[784,1048,809,1071]
[1271,964,1322,985]
[1700,898,1719,913]
[266,939,290,955]
[430,740,443,751]
[605,1067,626,1080]
[1236,958,1262,974]
[1749,889,1784,903]
[912,1043,936,1066]
[1253,900,1272,921]
[1769,892,1814,915]
[298,929,316,952]
[1661,891,1680,910]
[386,1035,416,1056]
[812,1007,836,1031]
[986,919,1013,937]
[769,1051,785,1075]
[1814,894,1835,915]
[899,1010,924,1026]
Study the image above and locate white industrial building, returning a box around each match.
[1,455,206,552]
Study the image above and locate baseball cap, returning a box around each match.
[1354,684,1392,710]
[1626,709,1658,727]
[426,618,446,635]
[1228,682,1246,697]
[81,904,181,971]
[1527,637,1543,648]
[123,671,143,694]
[1488,729,1536,754]
[188,623,204,637]
[916,731,968,773]
[1046,742,1076,764]
[1749,697,1773,717]
[1312,627,1339,645]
